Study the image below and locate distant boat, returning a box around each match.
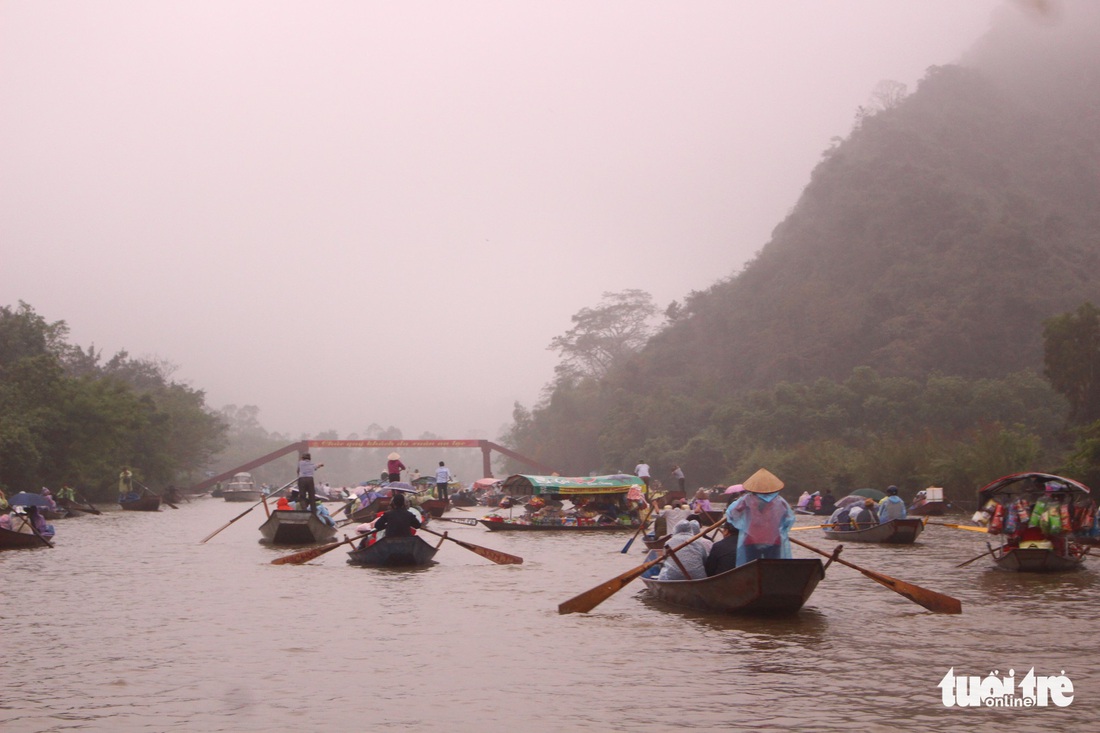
[119,496,161,512]
[822,518,924,544]
[223,472,263,503]
[908,486,947,516]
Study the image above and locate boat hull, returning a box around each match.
[120,496,161,512]
[642,558,824,615]
[258,510,337,545]
[993,547,1085,572]
[419,499,449,518]
[346,535,438,567]
[822,518,924,544]
[0,527,50,550]
[223,490,264,502]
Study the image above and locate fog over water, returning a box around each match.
[1,1,1008,439]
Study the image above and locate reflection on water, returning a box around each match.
[2,505,1097,731]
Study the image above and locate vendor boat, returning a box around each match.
[259,510,337,545]
[908,487,947,516]
[479,518,637,532]
[346,535,440,567]
[822,518,924,544]
[642,558,825,615]
[975,472,1093,573]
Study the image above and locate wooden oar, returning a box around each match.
[135,480,177,509]
[789,536,962,614]
[75,490,102,515]
[271,529,378,566]
[12,513,55,548]
[418,526,523,565]
[791,524,837,531]
[200,478,296,543]
[558,518,724,615]
[927,522,987,533]
[620,503,656,554]
[955,546,1000,568]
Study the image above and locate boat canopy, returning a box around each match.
[978,472,1090,501]
[502,474,645,496]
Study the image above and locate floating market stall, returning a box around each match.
[478,474,647,531]
[974,472,1094,572]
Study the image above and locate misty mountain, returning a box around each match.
[504,2,1099,485]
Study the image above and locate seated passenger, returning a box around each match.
[657,520,710,581]
[704,522,740,576]
[850,499,879,529]
[275,497,295,511]
[878,486,907,521]
[828,505,853,530]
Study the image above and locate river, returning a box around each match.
[2,498,1097,732]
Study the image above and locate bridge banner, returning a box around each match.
[307,439,483,449]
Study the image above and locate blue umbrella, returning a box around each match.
[9,491,52,508]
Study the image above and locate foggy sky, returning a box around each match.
[1,1,1003,441]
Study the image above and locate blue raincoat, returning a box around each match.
[725,492,795,566]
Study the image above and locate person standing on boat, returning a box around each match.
[634,461,651,491]
[297,453,321,514]
[724,469,795,566]
[878,486,907,521]
[435,461,452,502]
[670,465,685,494]
[118,466,138,502]
[386,453,406,483]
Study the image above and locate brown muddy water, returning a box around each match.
[2,498,1097,732]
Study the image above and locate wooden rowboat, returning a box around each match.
[991,546,1085,572]
[822,517,924,544]
[478,519,638,532]
[0,526,50,551]
[119,496,161,512]
[346,535,440,567]
[418,499,449,518]
[641,558,825,615]
[258,510,337,546]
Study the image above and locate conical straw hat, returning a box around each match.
[388,452,401,460]
[742,468,784,494]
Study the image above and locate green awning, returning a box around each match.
[502,474,645,496]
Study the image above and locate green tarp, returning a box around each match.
[502,474,644,496]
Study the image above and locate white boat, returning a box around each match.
[222,472,263,502]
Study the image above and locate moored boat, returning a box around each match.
[258,510,337,545]
[120,496,161,512]
[346,535,440,567]
[822,517,924,544]
[642,558,825,615]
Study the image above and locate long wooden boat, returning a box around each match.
[991,546,1085,572]
[0,526,50,550]
[258,510,337,545]
[642,558,825,615]
[822,517,924,544]
[478,519,638,532]
[119,496,161,512]
[223,488,264,502]
[418,498,449,518]
[346,535,439,567]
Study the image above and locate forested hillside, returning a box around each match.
[502,2,1100,495]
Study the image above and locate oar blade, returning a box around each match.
[271,540,344,565]
[558,565,652,615]
[863,569,963,615]
[451,538,523,565]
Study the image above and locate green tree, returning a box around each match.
[548,289,657,380]
[1043,302,1100,425]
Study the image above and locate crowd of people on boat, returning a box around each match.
[644,472,796,581]
[484,485,649,527]
[824,486,908,531]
